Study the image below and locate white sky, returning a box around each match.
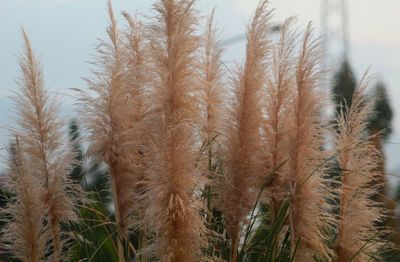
[1,0,400,183]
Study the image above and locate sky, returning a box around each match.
[1,0,400,186]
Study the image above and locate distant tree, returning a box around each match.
[330,60,358,189]
[368,81,393,139]
[364,82,393,198]
[332,61,393,139]
[332,60,357,116]
[67,120,110,203]
[366,82,393,199]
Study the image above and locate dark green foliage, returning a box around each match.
[0,143,17,262]
[68,120,111,206]
[69,120,84,182]
[0,187,14,262]
[67,120,118,261]
[69,194,118,262]
[241,201,292,262]
[380,246,400,262]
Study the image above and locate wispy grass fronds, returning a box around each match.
[1,139,48,262]
[218,1,272,260]
[121,11,154,258]
[120,11,150,228]
[335,76,388,262]
[79,2,144,260]
[12,30,79,261]
[263,18,296,215]
[144,0,206,260]
[122,11,150,123]
[201,9,225,143]
[286,24,332,260]
[200,10,226,230]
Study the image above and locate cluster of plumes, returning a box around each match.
[2,31,82,261]
[260,22,332,259]
[215,1,335,258]
[334,77,388,262]
[213,1,388,261]
[78,0,391,261]
[2,0,391,261]
[81,0,206,261]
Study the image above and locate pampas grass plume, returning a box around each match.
[219,1,271,260]
[335,76,388,261]
[143,0,206,261]
[285,24,332,260]
[1,138,48,262]
[11,30,79,261]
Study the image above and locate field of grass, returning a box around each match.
[0,0,397,261]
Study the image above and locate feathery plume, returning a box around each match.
[202,9,225,142]
[335,76,388,262]
[286,24,332,260]
[12,30,79,261]
[122,11,150,122]
[218,1,271,260]
[263,18,296,216]
[200,9,227,220]
[79,2,147,260]
[143,0,206,260]
[1,138,48,262]
[121,11,151,227]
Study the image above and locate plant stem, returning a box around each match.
[110,163,126,262]
[50,216,61,261]
[230,227,239,262]
[207,144,212,214]
[289,195,296,261]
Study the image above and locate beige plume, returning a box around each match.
[218,1,272,260]
[335,76,388,262]
[11,30,80,261]
[143,0,206,261]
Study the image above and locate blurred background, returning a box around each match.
[0,0,399,246]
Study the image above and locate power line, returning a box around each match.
[221,24,281,47]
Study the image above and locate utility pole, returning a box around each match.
[320,0,350,71]
[340,0,350,61]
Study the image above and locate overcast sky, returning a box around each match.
[1,0,400,185]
